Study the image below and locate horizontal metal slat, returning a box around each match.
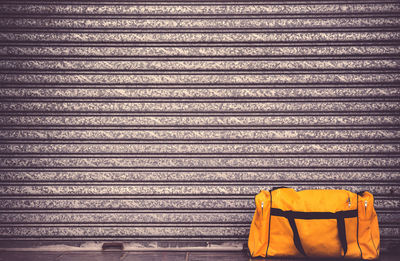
[2,212,252,224]
[1,18,400,29]
[4,42,400,48]
[0,88,399,100]
[0,227,248,238]
[8,29,400,34]
[1,143,399,154]
[0,184,399,196]
[1,74,398,85]
[3,70,399,75]
[1,115,399,127]
[0,198,256,210]
[0,170,399,182]
[1,158,399,173]
[3,127,398,131]
[1,32,399,43]
[1,3,398,16]
[1,46,399,57]
[0,101,398,114]
[1,59,399,71]
[5,153,398,157]
[1,129,399,140]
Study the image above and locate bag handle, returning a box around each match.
[271,208,355,257]
[286,214,307,256]
[336,216,348,256]
[287,215,347,257]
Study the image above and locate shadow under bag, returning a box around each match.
[248,188,380,260]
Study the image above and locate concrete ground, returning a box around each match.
[0,251,398,261]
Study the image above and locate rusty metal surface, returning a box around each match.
[0,0,399,250]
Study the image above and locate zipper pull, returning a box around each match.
[261,202,264,217]
[347,197,351,207]
[364,200,368,212]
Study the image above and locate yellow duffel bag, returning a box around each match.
[248,188,380,260]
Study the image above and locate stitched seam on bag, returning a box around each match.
[370,197,379,257]
[266,191,272,257]
[369,210,379,257]
[370,230,378,256]
[356,194,363,260]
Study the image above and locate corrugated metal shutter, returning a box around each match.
[0,0,399,251]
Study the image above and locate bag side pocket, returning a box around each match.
[248,190,271,257]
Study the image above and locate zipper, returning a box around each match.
[364,200,368,215]
[261,202,264,217]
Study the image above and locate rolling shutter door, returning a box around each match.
[0,0,399,251]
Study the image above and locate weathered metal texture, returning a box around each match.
[0,0,399,250]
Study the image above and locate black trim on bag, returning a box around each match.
[287,215,307,257]
[357,191,366,196]
[337,216,347,256]
[271,186,289,191]
[271,208,357,219]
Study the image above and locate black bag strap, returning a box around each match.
[287,215,307,256]
[337,216,347,256]
[270,208,357,257]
